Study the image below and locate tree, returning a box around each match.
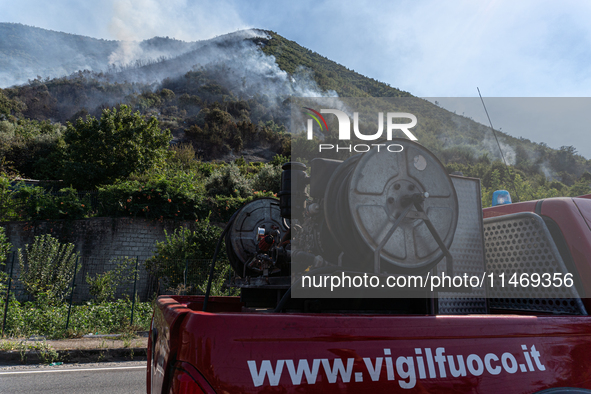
[551,145,578,177]
[0,89,26,120]
[144,221,229,295]
[62,105,172,189]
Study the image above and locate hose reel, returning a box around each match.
[319,139,459,274]
[344,139,458,273]
[225,197,289,277]
[225,139,459,279]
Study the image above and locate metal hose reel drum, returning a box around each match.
[325,139,459,274]
[226,197,289,277]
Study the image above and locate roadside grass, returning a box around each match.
[0,340,60,364]
[0,340,17,351]
[0,297,152,339]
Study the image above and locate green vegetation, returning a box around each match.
[0,157,283,223]
[13,186,92,221]
[0,234,151,340]
[260,32,411,98]
[17,234,79,305]
[1,25,591,340]
[2,235,151,339]
[97,164,208,221]
[2,30,590,202]
[86,257,138,304]
[0,339,59,364]
[0,227,235,339]
[0,297,152,339]
[62,105,172,189]
[206,163,253,198]
[0,227,11,296]
[446,159,591,207]
[144,219,234,295]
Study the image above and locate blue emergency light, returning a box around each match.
[492,190,512,206]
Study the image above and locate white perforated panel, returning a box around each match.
[484,212,586,315]
[437,176,487,314]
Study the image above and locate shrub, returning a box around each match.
[569,180,591,197]
[205,193,276,222]
[97,170,207,220]
[14,186,92,221]
[0,118,65,179]
[0,226,11,296]
[269,154,290,167]
[18,234,79,305]
[252,163,282,193]
[205,163,252,197]
[206,195,249,222]
[0,175,23,221]
[196,161,219,178]
[86,257,138,303]
[145,219,228,294]
[168,143,199,171]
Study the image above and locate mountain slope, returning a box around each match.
[0,26,589,189]
[261,32,411,98]
[0,23,197,88]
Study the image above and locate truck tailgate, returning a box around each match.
[154,297,591,393]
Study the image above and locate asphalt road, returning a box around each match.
[0,361,146,393]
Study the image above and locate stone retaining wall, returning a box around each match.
[0,217,196,302]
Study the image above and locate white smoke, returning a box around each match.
[107,0,247,66]
[540,163,553,179]
[104,29,337,109]
[196,38,338,100]
[108,41,142,66]
[482,130,516,165]
[103,0,335,103]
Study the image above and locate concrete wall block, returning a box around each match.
[1,217,195,302]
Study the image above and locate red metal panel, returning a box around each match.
[483,201,537,218]
[150,297,192,394]
[573,198,591,232]
[540,199,591,303]
[165,298,591,393]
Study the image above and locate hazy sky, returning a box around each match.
[2,0,591,156]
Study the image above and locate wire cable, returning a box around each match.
[477,87,521,202]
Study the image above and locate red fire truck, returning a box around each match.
[147,140,591,393]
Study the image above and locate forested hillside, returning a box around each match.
[1,25,590,217]
[0,23,197,88]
